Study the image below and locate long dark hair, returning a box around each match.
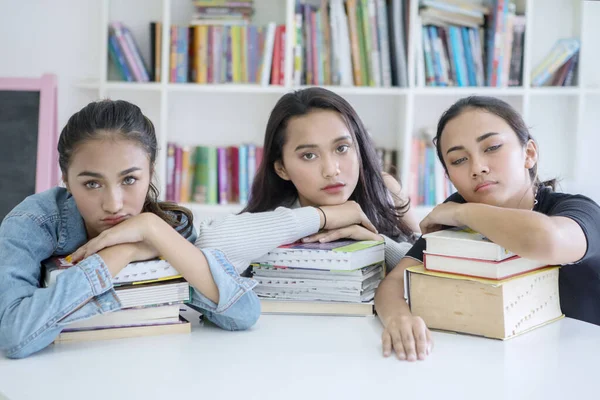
[242,87,414,240]
[58,99,194,235]
[435,96,556,190]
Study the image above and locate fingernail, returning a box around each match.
[418,352,425,360]
[398,352,406,360]
[383,351,390,357]
[65,255,73,263]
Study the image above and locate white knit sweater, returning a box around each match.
[194,206,412,274]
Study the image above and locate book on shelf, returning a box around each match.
[406,265,564,340]
[250,240,384,316]
[167,142,263,204]
[108,22,150,83]
[422,226,515,261]
[54,316,191,344]
[423,252,547,280]
[531,38,580,87]
[416,0,525,87]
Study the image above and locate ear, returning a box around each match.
[524,139,538,170]
[274,160,291,181]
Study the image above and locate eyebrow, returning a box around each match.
[294,135,352,151]
[445,132,499,155]
[77,167,142,178]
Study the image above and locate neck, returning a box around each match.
[510,183,537,210]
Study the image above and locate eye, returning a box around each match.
[85,181,101,189]
[123,176,137,185]
[302,153,317,161]
[336,144,350,153]
[485,144,502,152]
[451,157,467,166]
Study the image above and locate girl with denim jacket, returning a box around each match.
[0,100,260,359]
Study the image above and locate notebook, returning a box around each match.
[42,257,181,287]
[251,240,385,271]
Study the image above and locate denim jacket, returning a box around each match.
[0,187,260,359]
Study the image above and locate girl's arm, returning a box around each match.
[374,256,432,361]
[194,207,321,273]
[423,202,587,265]
[0,215,136,359]
[382,172,421,234]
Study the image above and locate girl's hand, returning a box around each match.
[419,202,463,234]
[381,315,433,361]
[319,201,378,234]
[302,225,383,243]
[71,213,159,263]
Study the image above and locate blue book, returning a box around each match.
[108,34,134,81]
[238,144,249,204]
[461,27,477,86]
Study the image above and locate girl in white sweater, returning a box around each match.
[195,88,419,274]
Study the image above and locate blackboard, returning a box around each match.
[0,75,58,223]
[0,91,40,221]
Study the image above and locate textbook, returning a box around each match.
[252,239,385,271]
[42,257,181,287]
[422,227,515,261]
[54,316,191,344]
[64,304,182,330]
[423,252,547,280]
[259,299,374,317]
[406,265,563,340]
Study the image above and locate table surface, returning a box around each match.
[0,310,597,400]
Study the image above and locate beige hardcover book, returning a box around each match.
[54,317,190,344]
[407,266,563,339]
[260,299,374,317]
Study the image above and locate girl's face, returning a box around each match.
[440,109,538,208]
[64,137,151,238]
[274,109,360,207]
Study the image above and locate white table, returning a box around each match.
[0,311,597,400]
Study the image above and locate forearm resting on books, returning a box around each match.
[97,244,139,277]
[457,203,583,264]
[148,220,220,303]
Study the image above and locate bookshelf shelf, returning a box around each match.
[82,0,598,221]
[412,87,527,96]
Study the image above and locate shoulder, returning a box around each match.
[537,187,600,217]
[381,172,406,204]
[4,187,71,225]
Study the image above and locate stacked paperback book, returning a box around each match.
[251,240,385,316]
[406,227,564,339]
[43,258,192,343]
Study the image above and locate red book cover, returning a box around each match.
[271,25,282,85]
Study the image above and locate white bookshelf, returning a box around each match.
[77,0,600,223]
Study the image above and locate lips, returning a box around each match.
[322,183,346,191]
[475,181,497,192]
[102,215,127,224]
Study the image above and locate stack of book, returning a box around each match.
[43,257,192,344]
[108,22,151,82]
[406,227,564,340]
[531,38,580,87]
[250,240,385,316]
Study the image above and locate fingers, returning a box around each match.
[381,331,393,357]
[413,319,430,360]
[400,327,418,361]
[302,231,330,243]
[390,329,407,360]
[71,232,112,262]
[426,327,434,353]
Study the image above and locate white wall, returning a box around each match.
[1,0,598,203]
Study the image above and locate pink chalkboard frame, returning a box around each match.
[0,74,59,192]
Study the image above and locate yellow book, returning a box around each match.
[231,26,241,83]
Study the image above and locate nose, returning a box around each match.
[102,187,124,214]
[470,156,490,178]
[322,154,340,178]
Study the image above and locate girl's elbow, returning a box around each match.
[206,291,261,331]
